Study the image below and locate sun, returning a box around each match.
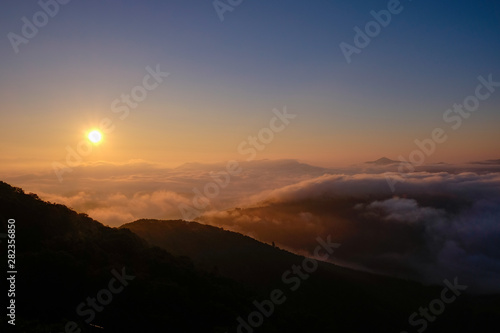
[88,130,102,144]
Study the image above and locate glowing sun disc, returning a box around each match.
[88,130,102,144]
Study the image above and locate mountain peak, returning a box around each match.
[365,157,398,165]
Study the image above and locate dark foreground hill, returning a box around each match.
[0,182,249,333]
[122,219,500,333]
[120,219,306,288]
[1,181,499,332]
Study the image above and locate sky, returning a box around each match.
[0,0,499,174]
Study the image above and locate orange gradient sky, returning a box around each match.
[0,1,499,177]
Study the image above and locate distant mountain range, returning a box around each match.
[365,157,500,167]
[1,181,499,332]
[471,158,500,165]
[365,157,399,165]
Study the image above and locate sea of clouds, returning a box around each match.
[4,159,500,293]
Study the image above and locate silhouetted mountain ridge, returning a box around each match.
[0,181,250,332]
[121,219,500,332]
[121,219,327,287]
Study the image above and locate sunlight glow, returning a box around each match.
[88,130,102,144]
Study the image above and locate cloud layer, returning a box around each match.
[4,159,329,226]
[4,159,500,293]
[199,172,500,293]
